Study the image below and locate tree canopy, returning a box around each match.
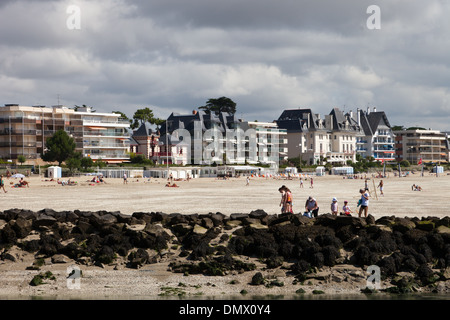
[198,97,237,115]
[42,130,76,166]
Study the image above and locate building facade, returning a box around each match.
[276,108,359,165]
[0,104,130,163]
[394,129,449,164]
[352,107,396,162]
[160,110,287,167]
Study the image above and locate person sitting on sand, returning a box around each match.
[165,182,179,188]
[342,200,352,216]
[19,178,29,188]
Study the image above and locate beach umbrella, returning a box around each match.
[11,173,25,178]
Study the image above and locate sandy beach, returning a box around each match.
[0,172,449,300]
[0,172,448,218]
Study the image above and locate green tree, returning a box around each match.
[131,107,155,129]
[199,97,237,115]
[152,118,166,130]
[113,111,132,125]
[95,158,107,169]
[66,157,81,174]
[17,155,26,166]
[80,157,94,171]
[42,130,76,166]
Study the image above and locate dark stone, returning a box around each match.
[230,213,249,221]
[11,218,32,238]
[250,272,265,285]
[95,245,116,265]
[128,248,150,268]
[33,215,57,228]
[249,209,268,219]
[1,224,16,244]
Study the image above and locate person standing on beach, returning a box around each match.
[310,177,314,188]
[123,173,128,184]
[378,180,384,196]
[279,186,287,213]
[300,177,304,188]
[358,188,369,218]
[0,175,7,193]
[246,176,250,186]
[331,197,338,216]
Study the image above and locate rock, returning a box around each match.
[365,214,376,225]
[33,215,57,228]
[249,223,268,230]
[201,217,214,229]
[0,219,6,230]
[250,272,265,285]
[128,248,149,268]
[249,209,268,219]
[193,224,208,235]
[376,216,395,226]
[51,254,69,264]
[230,213,249,221]
[415,220,435,231]
[170,223,193,236]
[314,214,337,227]
[11,218,32,238]
[393,218,416,233]
[226,220,242,228]
[292,215,314,226]
[436,225,450,234]
[335,216,367,228]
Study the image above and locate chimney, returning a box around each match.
[367,107,370,115]
[193,110,198,115]
[349,110,353,119]
[357,108,361,126]
[373,107,377,112]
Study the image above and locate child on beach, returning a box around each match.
[331,198,338,216]
[342,201,352,216]
[279,185,293,214]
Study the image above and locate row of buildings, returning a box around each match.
[0,104,448,167]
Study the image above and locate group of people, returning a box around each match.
[278,183,372,218]
[412,184,423,191]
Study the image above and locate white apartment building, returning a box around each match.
[394,129,449,164]
[159,111,287,167]
[276,108,358,165]
[0,104,130,164]
[352,107,396,161]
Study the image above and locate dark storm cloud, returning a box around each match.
[0,0,449,129]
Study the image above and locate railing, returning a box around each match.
[83,131,129,137]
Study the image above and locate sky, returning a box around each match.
[1,0,450,130]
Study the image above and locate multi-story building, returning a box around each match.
[131,122,160,160]
[159,110,287,167]
[394,129,449,164]
[276,108,359,165]
[351,107,396,161]
[0,104,130,164]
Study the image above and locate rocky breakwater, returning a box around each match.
[1,208,449,294]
